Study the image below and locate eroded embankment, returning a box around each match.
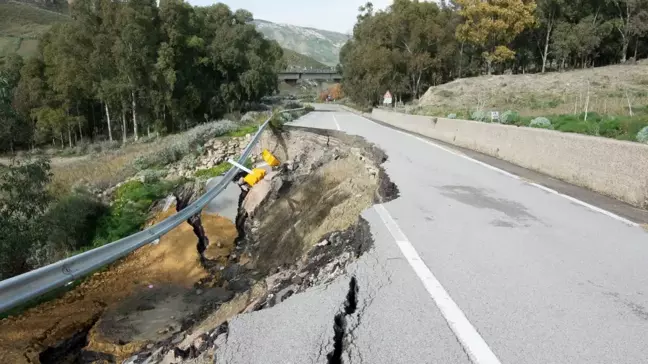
[0,126,397,364]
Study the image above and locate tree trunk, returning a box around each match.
[541,18,553,73]
[76,103,83,139]
[458,41,465,78]
[621,36,629,63]
[104,103,113,142]
[122,108,128,144]
[634,38,639,60]
[67,126,73,148]
[131,90,138,141]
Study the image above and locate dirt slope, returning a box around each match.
[0,209,237,364]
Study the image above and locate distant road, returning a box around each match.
[216,105,648,364]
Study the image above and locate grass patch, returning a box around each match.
[16,38,39,58]
[91,180,176,248]
[0,2,69,38]
[0,35,20,56]
[225,124,258,137]
[194,157,253,179]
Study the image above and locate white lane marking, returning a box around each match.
[332,113,341,130]
[345,112,639,228]
[374,204,502,364]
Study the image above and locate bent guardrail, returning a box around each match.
[0,108,303,314]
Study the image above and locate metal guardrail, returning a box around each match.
[0,108,304,314]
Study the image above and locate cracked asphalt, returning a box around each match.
[213,106,648,364]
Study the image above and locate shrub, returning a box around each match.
[471,110,486,122]
[137,169,168,183]
[529,117,552,129]
[501,110,520,125]
[35,194,108,264]
[447,113,457,119]
[598,119,623,138]
[195,162,232,179]
[637,126,648,143]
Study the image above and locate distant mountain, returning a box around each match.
[253,19,349,67]
[281,48,329,71]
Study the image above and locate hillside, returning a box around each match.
[419,64,648,117]
[282,48,328,70]
[253,19,348,66]
[0,1,68,58]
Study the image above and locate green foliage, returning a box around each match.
[471,110,487,122]
[447,113,457,119]
[341,0,458,105]
[226,125,258,137]
[92,180,174,247]
[529,117,553,129]
[501,110,520,124]
[194,162,232,179]
[598,118,623,138]
[637,126,648,144]
[37,194,108,263]
[0,158,52,279]
[282,48,328,70]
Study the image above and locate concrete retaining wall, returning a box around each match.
[370,108,648,209]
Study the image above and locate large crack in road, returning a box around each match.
[0,125,398,364]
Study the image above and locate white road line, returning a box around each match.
[345,112,639,228]
[374,204,502,364]
[332,113,341,130]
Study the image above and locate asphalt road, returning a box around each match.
[216,107,648,364]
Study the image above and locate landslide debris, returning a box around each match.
[0,125,397,364]
[123,127,398,364]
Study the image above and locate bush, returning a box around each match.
[137,169,168,183]
[471,110,486,122]
[598,119,623,138]
[529,117,552,129]
[501,110,520,125]
[35,194,108,264]
[447,113,457,119]
[637,126,648,143]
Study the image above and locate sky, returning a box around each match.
[187,0,393,34]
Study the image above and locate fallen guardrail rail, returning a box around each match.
[0,108,304,314]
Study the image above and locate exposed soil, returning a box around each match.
[121,127,398,364]
[0,209,238,364]
[0,125,398,364]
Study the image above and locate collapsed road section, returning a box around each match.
[0,125,397,364]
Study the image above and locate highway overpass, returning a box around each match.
[278,71,342,83]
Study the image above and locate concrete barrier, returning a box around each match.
[370,108,648,209]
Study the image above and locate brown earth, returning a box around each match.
[0,209,238,364]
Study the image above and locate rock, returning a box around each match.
[316,239,330,247]
[195,289,203,296]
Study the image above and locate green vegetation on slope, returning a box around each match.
[0,2,69,38]
[0,0,283,154]
[282,48,328,70]
[0,1,69,59]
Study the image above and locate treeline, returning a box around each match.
[0,0,284,153]
[341,0,648,105]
